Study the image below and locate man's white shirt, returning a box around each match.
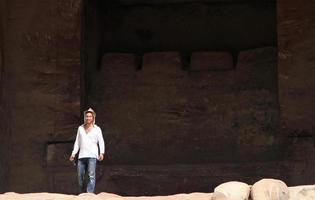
[72,125,105,159]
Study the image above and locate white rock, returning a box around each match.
[211,181,250,200]
[74,193,103,200]
[125,192,212,200]
[251,179,289,200]
[289,185,315,200]
[97,192,123,199]
[0,192,75,200]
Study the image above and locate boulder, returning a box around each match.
[211,181,250,200]
[251,179,289,200]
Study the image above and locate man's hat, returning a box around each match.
[84,107,96,117]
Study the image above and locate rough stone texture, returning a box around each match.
[85,47,279,194]
[212,181,250,200]
[0,0,10,193]
[89,48,278,165]
[234,47,279,160]
[2,184,315,200]
[281,136,315,186]
[2,0,81,193]
[93,161,283,195]
[251,179,289,200]
[1,0,315,196]
[277,0,315,187]
[46,143,74,167]
[190,52,233,71]
[235,47,277,91]
[0,192,213,200]
[289,185,315,200]
[278,0,315,136]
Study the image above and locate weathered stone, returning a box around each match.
[3,0,82,192]
[235,47,277,91]
[251,179,289,200]
[187,69,235,91]
[1,0,315,195]
[100,53,138,76]
[76,193,103,200]
[49,171,78,194]
[0,192,213,200]
[278,0,315,136]
[285,136,315,162]
[212,181,250,200]
[0,192,75,200]
[190,52,233,71]
[46,143,74,167]
[141,52,186,82]
[91,162,282,195]
[97,193,123,199]
[234,89,279,160]
[289,185,315,200]
[281,138,315,186]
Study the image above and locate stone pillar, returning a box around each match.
[278,0,315,136]
[278,0,315,185]
[0,0,9,193]
[4,0,82,192]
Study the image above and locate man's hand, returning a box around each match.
[98,153,104,161]
[69,155,75,162]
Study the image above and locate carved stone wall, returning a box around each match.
[278,0,315,186]
[2,0,81,192]
[1,0,315,195]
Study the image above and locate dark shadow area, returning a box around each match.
[84,0,278,195]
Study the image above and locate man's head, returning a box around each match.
[84,108,96,125]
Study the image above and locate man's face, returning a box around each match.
[85,112,94,124]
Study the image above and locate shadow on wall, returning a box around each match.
[88,46,279,165]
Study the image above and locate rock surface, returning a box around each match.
[1,179,315,200]
[212,181,250,200]
[251,179,289,200]
[1,0,315,195]
[0,192,212,200]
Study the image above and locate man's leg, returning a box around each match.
[77,159,87,193]
[86,158,97,193]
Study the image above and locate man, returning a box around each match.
[69,108,105,193]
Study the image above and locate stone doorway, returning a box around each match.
[81,0,279,195]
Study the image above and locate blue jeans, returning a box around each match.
[77,158,97,193]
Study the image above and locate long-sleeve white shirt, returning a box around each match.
[71,125,105,159]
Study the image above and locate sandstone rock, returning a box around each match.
[125,193,212,200]
[2,184,315,200]
[97,53,138,89]
[235,47,277,91]
[97,192,122,199]
[211,181,250,200]
[46,143,74,167]
[100,53,138,78]
[190,52,233,71]
[251,179,289,200]
[142,52,183,75]
[183,192,213,200]
[75,193,103,200]
[105,198,125,200]
[288,185,315,200]
[0,192,75,200]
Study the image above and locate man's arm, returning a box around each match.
[97,128,105,161]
